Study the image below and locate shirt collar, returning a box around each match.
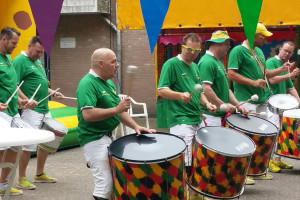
[275,55,280,60]
[206,50,215,57]
[21,51,28,57]
[89,69,104,81]
[177,54,191,66]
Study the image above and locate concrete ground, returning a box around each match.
[9,118,300,200]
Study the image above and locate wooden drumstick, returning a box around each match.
[190,84,202,96]
[28,84,41,102]
[234,94,259,109]
[62,96,77,100]
[38,88,60,104]
[126,65,137,97]
[6,80,24,104]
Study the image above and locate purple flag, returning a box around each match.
[29,0,64,57]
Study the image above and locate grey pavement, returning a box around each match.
[9,118,300,200]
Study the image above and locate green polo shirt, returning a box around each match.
[199,51,229,117]
[157,55,203,128]
[14,52,49,113]
[76,72,120,146]
[0,53,18,116]
[266,56,294,94]
[228,45,270,104]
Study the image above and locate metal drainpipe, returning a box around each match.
[101,16,122,94]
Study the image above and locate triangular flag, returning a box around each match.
[140,0,171,53]
[28,0,64,57]
[237,0,263,49]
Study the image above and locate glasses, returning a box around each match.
[182,45,201,54]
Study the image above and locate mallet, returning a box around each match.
[126,65,138,97]
[234,94,259,109]
[190,84,202,96]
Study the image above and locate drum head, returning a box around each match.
[12,118,33,128]
[268,94,299,110]
[283,109,300,118]
[43,117,68,134]
[109,132,186,163]
[196,126,255,157]
[226,114,278,135]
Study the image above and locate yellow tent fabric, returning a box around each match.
[0,0,36,58]
[117,0,300,30]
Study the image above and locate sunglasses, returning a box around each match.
[182,45,201,54]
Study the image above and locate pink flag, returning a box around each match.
[29,0,64,57]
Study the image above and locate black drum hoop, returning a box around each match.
[226,114,278,136]
[108,132,186,164]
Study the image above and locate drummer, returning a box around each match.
[227,23,289,181]
[14,36,65,190]
[76,48,156,200]
[0,26,32,196]
[198,30,248,126]
[157,33,216,200]
[266,41,299,173]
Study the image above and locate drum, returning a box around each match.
[268,94,299,115]
[11,117,33,128]
[277,109,300,159]
[225,114,278,176]
[38,117,68,153]
[109,132,186,200]
[0,116,10,128]
[188,126,255,199]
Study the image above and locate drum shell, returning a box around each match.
[225,115,277,176]
[188,134,252,199]
[109,133,186,200]
[277,112,300,159]
[38,117,67,153]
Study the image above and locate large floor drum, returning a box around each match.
[188,126,255,199]
[109,132,186,200]
[225,114,278,176]
[277,109,300,159]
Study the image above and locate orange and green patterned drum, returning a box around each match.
[109,133,186,200]
[277,109,300,159]
[225,114,278,176]
[188,126,255,199]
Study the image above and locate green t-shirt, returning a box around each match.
[157,55,203,128]
[14,53,49,113]
[0,53,18,116]
[228,45,270,104]
[266,56,294,94]
[199,52,229,117]
[76,72,120,146]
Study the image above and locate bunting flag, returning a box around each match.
[237,0,263,49]
[139,0,171,53]
[28,0,64,57]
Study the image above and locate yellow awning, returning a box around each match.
[117,0,300,30]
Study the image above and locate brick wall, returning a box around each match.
[50,15,156,116]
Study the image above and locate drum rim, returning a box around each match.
[196,126,256,157]
[225,114,278,136]
[268,94,299,111]
[108,132,186,163]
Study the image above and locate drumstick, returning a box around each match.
[38,88,60,104]
[28,84,41,102]
[62,96,77,100]
[234,94,259,109]
[249,111,268,118]
[190,84,202,96]
[5,80,24,104]
[126,65,137,97]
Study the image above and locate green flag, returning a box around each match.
[237,0,263,49]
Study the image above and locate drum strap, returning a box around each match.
[243,42,273,95]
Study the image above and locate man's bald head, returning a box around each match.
[91,48,114,69]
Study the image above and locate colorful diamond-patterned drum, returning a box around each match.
[277,109,300,159]
[225,114,278,176]
[188,126,255,199]
[109,133,187,200]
